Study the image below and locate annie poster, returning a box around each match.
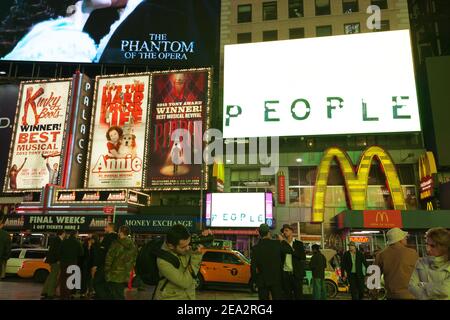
[86,74,150,188]
[147,69,210,190]
[4,80,71,192]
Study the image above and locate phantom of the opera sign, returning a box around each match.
[4,80,71,192]
[146,69,211,190]
[86,74,150,188]
[223,30,421,138]
[1,0,220,67]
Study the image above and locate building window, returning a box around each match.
[289,27,305,39]
[238,4,252,23]
[263,30,278,42]
[343,0,359,13]
[315,0,331,16]
[230,169,275,193]
[316,25,332,37]
[344,23,360,34]
[371,0,388,10]
[237,32,252,43]
[263,1,277,21]
[375,20,391,31]
[289,0,304,18]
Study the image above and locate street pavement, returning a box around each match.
[0,276,351,300]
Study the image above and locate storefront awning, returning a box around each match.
[334,210,450,230]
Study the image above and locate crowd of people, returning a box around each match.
[40,223,137,300]
[250,224,450,300]
[1,217,450,300]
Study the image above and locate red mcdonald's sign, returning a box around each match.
[363,210,403,229]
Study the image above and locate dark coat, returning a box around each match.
[310,252,327,279]
[45,236,62,264]
[281,239,306,279]
[0,228,11,260]
[88,0,219,67]
[342,250,369,278]
[93,232,118,268]
[251,239,292,287]
[59,236,83,265]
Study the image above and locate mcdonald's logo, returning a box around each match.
[364,210,403,228]
[418,152,437,205]
[375,211,389,223]
[418,152,437,180]
[312,146,406,223]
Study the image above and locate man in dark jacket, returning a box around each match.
[41,230,66,299]
[280,224,306,300]
[310,244,327,300]
[0,218,12,280]
[92,223,118,299]
[59,230,83,300]
[342,241,369,300]
[251,224,292,300]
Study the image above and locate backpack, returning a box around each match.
[135,238,180,286]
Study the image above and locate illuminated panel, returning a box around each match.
[419,151,437,180]
[312,146,406,223]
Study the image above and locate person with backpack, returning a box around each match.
[310,244,327,300]
[0,218,12,280]
[152,224,204,300]
[104,225,138,300]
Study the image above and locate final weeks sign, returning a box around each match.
[223,30,421,138]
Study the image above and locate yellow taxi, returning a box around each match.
[17,260,51,283]
[197,248,256,292]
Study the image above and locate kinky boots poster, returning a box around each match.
[4,80,72,192]
[146,69,211,190]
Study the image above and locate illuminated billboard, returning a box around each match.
[145,69,211,190]
[0,0,220,67]
[86,74,150,189]
[205,193,273,228]
[223,30,421,138]
[4,79,72,192]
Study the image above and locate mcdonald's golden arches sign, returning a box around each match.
[312,146,406,223]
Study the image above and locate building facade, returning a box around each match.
[217,0,426,251]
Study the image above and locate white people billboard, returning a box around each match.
[223,30,421,138]
[86,74,150,188]
[4,80,71,192]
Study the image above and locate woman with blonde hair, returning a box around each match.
[409,227,450,300]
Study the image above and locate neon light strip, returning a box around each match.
[205,193,212,219]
